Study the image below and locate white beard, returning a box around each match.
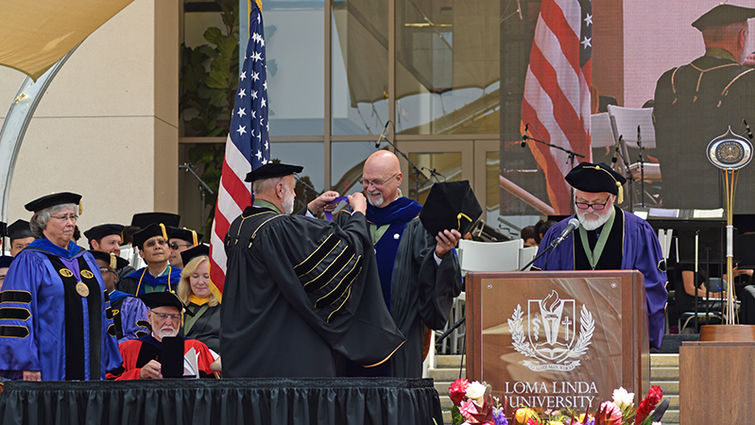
[155,326,178,339]
[282,187,295,215]
[577,208,613,231]
[366,191,384,207]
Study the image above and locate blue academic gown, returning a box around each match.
[120,265,181,296]
[532,210,668,349]
[0,239,122,380]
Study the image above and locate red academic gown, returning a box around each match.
[111,335,216,380]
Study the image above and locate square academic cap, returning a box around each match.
[419,181,482,236]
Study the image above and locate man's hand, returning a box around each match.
[348,192,367,215]
[22,371,41,381]
[744,52,755,68]
[139,359,163,379]
[307,191,340,216]
[435,229,462,258]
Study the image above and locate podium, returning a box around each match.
[466,271,649,415]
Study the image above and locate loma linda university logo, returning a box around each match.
[508,290,594,372]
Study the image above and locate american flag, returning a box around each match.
[521,0,592,214]
[209,0,270,292]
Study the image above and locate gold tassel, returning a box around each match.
[191,229,198,246]
[78,201,83,216]
[456,212,473,230]
[159,223,168,241]
[616,182,624,204]
[109,253,117,270]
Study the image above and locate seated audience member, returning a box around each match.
[167,226,202,269]
[0,255,13,289]
[85,223,135,279]
[7,219,35,257]
[111,292,216,380]
[90,250,149,342]
[534,219,555,246]
[119,223,181,295]
[521,226,538,247]
[177,246,220,352]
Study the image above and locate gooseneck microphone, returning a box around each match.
[551,218,580,248]
[521,123,529,147]
[744,119,753,140]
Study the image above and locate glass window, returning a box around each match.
[270,141,325,197]
[407,152,462,203]
[331,0,389,136]
[331,141,378,195]
[265,0,324,137]
[395,0,501,135]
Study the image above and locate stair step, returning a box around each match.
[650,366,680,380]
[428,368,465,382]
[649,353,679,367]
[435,354,466,368]
[651,380,679,395]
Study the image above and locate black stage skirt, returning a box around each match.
[0,378,442,425]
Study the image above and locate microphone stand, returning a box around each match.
[179,163,215,237]
[614,136,635,212]
[522,132,585,211]
[637,126,645,208]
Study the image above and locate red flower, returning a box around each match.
[634,385,663,424]
[449,378,470,406]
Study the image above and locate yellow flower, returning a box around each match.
[515,408,535,424]
[548,421,564,425]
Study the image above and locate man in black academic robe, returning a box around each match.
[221,162,405,378]
[653,4,755,212]
[336,150,463,378]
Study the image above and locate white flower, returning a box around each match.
[465,381,487,404]
[612,387,634,408]
[652,422,662,425]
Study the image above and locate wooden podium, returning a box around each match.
[466,271,649,415]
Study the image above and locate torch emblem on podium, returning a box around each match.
[508,290,594,372]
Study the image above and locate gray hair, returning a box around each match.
[252,176,285,195]
[29,203,76,238]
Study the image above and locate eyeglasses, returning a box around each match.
[51,214,78,222]
[152,312,181,322]
[169,242,192,250]
[98,267,116,275]
[360,172,398,187]
[575,197,611,211]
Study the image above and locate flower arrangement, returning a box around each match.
[447,378,508,425]
[447,380,668,425]
[510,385,668,425]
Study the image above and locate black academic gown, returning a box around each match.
[221,206,405,378]
[183,303,221,353]
[653,53,755,212]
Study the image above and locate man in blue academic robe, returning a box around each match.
[336,150,463,377]
[532,162,668,348]
[119,223,181,295]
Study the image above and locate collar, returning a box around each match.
[253,198,282,214]
[705,47,737,62]
[189,295,209,306]
[365,196,423,226]
[27,238,83,259]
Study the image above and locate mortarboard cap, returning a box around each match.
[139,291,183,311]
[24,192,82,213]
[130,212,180,229]
[565,162,627,203]
[180,244,210,267]
[692,4,755,30]
[419,181,482,237]
[0,255,13,268]
[84,224,124,243]
[7,220,34,241]
[167,226,203,245]
[89,250,129,270]
[245,162,303,183]
[132,223,169,250]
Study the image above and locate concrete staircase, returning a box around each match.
[429,354,680,425]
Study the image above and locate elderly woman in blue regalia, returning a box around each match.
[0,192,121,380]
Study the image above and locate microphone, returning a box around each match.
[611,136,622,164]
[375,120,390,148]
[550,218,580,248]
[521,123,529,147]
[744,119,753,140]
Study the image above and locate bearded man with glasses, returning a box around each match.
[532,162,668,349]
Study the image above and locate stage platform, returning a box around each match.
[0,377,442,425]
